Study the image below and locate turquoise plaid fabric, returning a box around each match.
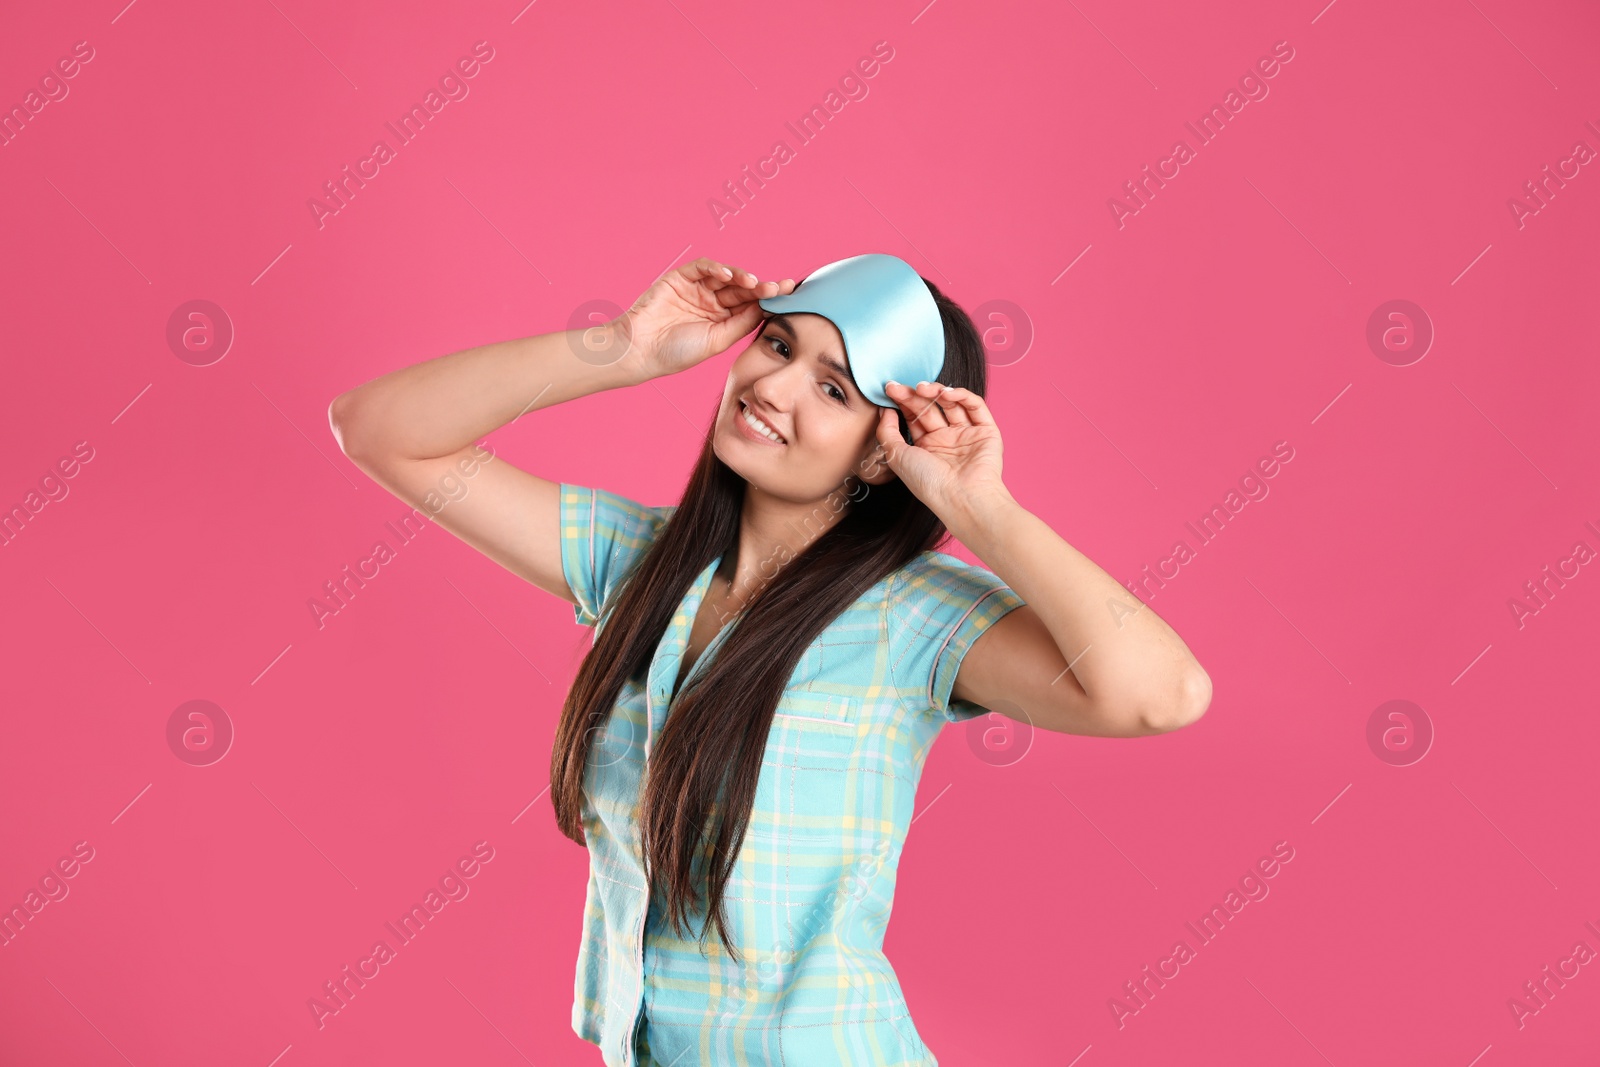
[558,482,1025,1066]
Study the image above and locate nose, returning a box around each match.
[749,360,802,413]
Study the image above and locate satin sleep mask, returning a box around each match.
[756,253,944,408]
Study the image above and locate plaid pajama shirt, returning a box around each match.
[558,483,1026,1066]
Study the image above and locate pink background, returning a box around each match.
[3,0,1599,1063]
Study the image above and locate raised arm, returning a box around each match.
[328,324,642,602]
[873,379,1212,737]
[326,258,795,604]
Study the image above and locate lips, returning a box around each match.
[737,399,787,445]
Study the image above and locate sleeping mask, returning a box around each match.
[756,252,945,408]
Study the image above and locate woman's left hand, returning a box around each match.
[874,380,1010,521]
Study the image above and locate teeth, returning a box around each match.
[741,403,785,443]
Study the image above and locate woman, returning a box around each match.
[329,254,1211,1065]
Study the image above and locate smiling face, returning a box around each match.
[713,312,897,503]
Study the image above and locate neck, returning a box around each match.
[720,483,849,610]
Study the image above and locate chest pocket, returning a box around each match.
[753,690,864,898]
[768,689,861,769]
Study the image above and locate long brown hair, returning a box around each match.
[550,276,991,961]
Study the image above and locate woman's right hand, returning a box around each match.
[612,257,796,381]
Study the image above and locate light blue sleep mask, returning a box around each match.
[756,253,944,408]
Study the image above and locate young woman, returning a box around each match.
[329,254,1211,1066]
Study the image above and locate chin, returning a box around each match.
[709,413,751,473]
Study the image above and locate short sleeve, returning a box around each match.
[886,552,1027,722]
[558,483,672,627]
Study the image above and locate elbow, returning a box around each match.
[327,391,370,462]
[1179,667,1213,726]
[1138,667,1212,734]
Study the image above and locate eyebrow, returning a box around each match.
[766,315,858,394]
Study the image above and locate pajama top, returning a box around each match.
[558,482,1025,1066]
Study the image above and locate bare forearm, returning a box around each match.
[948,488,1209,725]
[330,325,645,462]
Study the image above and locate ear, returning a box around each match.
[855,408,904,487]
[858,450,897,487]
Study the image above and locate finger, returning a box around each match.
[675,259,743,306]
[705,300,769,351]
[903,380,950,435]
[716,278,788,311]
[719,263,765,290]
[884,380,942,441]
[931,385,973,428]
[885,378,940,413]
[688,257,735,286]
[875,406,908,464]
[882,381,929,443]
[688,258,777,303]
[932,385,995,428]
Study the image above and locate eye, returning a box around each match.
[766,336,848,405]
